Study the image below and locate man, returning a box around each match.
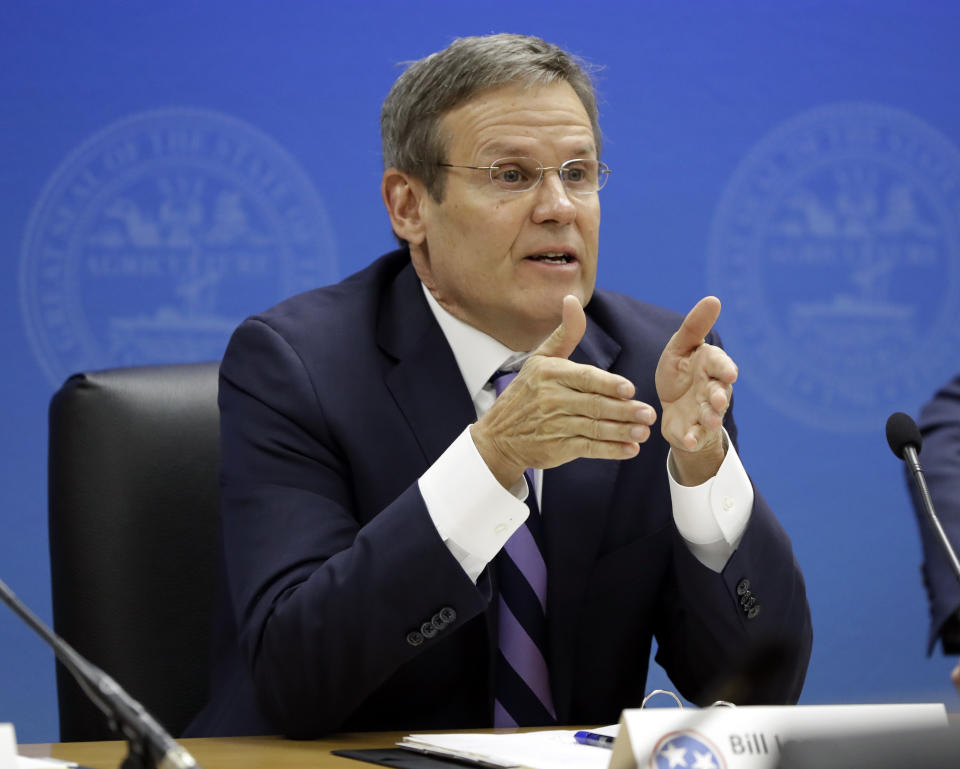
[908,376,960,687]
[188,33,811,738]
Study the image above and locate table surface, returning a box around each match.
[20,728,560,769]
[20,732,422,769]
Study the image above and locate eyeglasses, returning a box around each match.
[437,157,611,194]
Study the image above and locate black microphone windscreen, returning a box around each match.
[886,411,922,459]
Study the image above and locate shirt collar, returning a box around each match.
[421,283,528,401]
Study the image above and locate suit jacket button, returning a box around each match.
[439,606,457,624]
[406,631,424,646]
[421,621,438,638]
[431,613,445,631]
[736,579,751,596]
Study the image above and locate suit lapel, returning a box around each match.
[543,316,623,721]
[378,262,477,465]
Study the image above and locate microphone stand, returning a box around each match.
[0,577,200,769]
[902,443,960,584]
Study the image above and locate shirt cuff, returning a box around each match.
[667,428,754,572]
[419,427,529,583]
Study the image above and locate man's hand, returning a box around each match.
[656,296,738,486]
[470,295,656,489]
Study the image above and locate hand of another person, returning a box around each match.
[952,662,960,694]
[470,295,656,489]
[656,296,738,485]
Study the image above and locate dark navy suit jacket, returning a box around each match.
[187,248,812,738]
[914,375,960,653]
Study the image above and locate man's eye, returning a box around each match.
[496,167,526,184]
[564,168,585,183]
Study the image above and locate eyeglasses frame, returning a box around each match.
[437,156,612,194]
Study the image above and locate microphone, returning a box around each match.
[886,411,960,585]
[0,577,201,769]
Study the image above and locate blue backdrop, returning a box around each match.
[2,0,959,741]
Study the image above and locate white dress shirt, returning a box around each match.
[417,285,753,579]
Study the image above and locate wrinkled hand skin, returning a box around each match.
[470,295,656,489]
[472,295,739,489]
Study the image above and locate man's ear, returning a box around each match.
[382,168,428,246]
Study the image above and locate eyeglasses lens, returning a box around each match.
[488,158,606,193]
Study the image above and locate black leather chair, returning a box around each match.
[48,362,221,741]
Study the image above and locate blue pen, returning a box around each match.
[574,730,616,749]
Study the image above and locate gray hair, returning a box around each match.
[381,33,601,201]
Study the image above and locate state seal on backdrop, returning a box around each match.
[707,103,960,431]
[20,108,338,387]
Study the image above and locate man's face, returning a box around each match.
[410,80,601,351]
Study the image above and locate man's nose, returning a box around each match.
[531,171,577,224]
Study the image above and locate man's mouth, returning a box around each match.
[526,251,576,264]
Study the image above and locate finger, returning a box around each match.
[553,390,655,424]
[547,409,654,443]
[564,415,653,444]
[559,436,640,462]
[704,380,732,416]
[664,410,717,452]
[544,359,636,400]
[699,344,739,384]
[682,423,708,451]
[667,296,722,356]
[533,294,586,361]
[698,398,725,432]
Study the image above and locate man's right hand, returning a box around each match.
[470,294,657,489]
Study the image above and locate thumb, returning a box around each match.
[533,294,586,360]
[668,296,721,355]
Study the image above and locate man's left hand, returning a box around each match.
[656,296,738,485]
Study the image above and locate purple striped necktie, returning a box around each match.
[490,370,557,727]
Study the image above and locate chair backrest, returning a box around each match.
[48,362,221,741]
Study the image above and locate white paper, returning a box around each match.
[401,728,615,769]
[610,703,947,769]
[0,723,76,769]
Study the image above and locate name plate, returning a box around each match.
[0,724,16,769]
[610,703,947,769]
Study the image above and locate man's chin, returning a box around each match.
[514,310,572,350]
[536,286,593,315]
